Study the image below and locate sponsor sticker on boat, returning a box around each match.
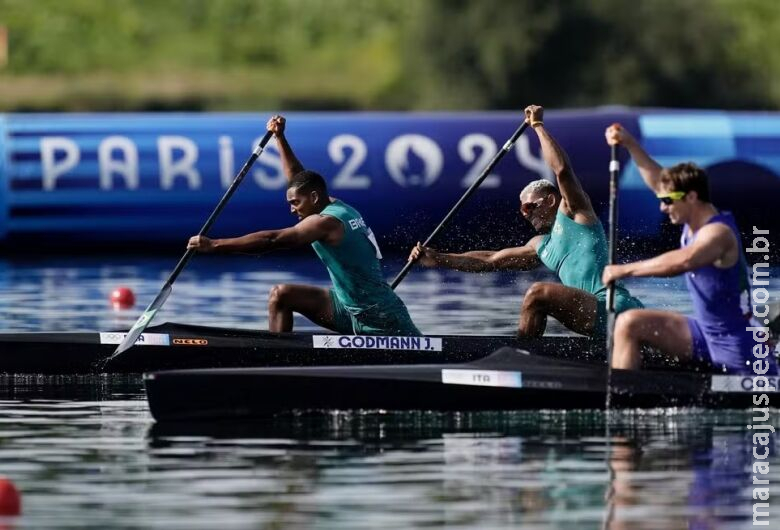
[172,338,209,346]
[99,332,170,346]
[441,369,523,388]
[312,335,442,351]
[710,375,779,393]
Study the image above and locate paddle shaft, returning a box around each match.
[391,121,530,289]
[605,144,619,408]
[109,130,274,359]
[165,132,273,285]
[606,145,619,314]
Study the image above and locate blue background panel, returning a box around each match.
[0,110,777,254]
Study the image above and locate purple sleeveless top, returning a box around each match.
[681,212,751,336]
[682,212,777,373]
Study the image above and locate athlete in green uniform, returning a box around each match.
[409,105,643,337]
[188,116,419,336]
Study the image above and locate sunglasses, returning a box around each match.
[520,197,545,215]
[656,190,687,205]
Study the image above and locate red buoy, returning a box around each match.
[110,286,136,309]
[0,477,21,516]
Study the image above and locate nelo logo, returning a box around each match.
[172,338,209,346]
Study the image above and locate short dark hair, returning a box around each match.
[660,163,710,202]
[288,170,328,196]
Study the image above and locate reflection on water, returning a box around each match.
[0,402,777,529]
[0,256,779,528]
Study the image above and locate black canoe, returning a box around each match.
[144,347,779,421]
[1,322,607,374]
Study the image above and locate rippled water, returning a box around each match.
[0,253,702,335]
[0,255,778,528]
[2,401,776,529]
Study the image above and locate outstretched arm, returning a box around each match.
[267,115,305,182]
[605,123,664,193]
[408,237,542,272]
[188,215,342,254]
[602,223,736,282]
[525,105,593,216]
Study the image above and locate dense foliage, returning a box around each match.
[0,0,777,111]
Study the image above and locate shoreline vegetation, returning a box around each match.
[0,0,778,112]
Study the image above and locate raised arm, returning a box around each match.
[267,115,305,182]
[525,105,593,217]
[602,223,736,282]
[188,215,343,254]
[605,123,664,193]
[408,236,543,273]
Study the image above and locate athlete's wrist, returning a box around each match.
[210,238,224,252]
[620,263,637,278]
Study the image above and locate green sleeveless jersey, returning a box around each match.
[312,200,405,314]
[537,210,625,297]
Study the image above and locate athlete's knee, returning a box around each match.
[615,309,645,336]
[268,284,293,309]
[523,282,554,311]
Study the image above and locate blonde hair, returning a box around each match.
[520,179,558,200]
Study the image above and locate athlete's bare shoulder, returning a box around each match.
[526,234,546,251]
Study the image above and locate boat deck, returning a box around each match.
[1,322,602,374]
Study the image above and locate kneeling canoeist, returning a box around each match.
[188,116,420,336]
[603,124,777,374]
[409,105,643,338]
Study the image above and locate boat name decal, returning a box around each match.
[172,338,209,346]
[312,335,442,351]
[99,332,170,346]
[441,369,523,388]
[711,375,779,393]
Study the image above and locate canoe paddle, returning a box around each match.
[391,120,530,289]
[101,130,274,367]
[605,142,620,409]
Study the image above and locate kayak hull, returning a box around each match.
[145,348,764,421]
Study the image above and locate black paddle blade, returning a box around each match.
[96,128,273,373]
[110,284,172,358]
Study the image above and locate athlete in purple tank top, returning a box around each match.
[600,124,777,375]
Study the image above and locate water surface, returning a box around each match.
[0,255,778,529]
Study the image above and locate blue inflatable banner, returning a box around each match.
[0,110,777,252]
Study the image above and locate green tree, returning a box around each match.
[401,0,772,110]
[1,0,779,111]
